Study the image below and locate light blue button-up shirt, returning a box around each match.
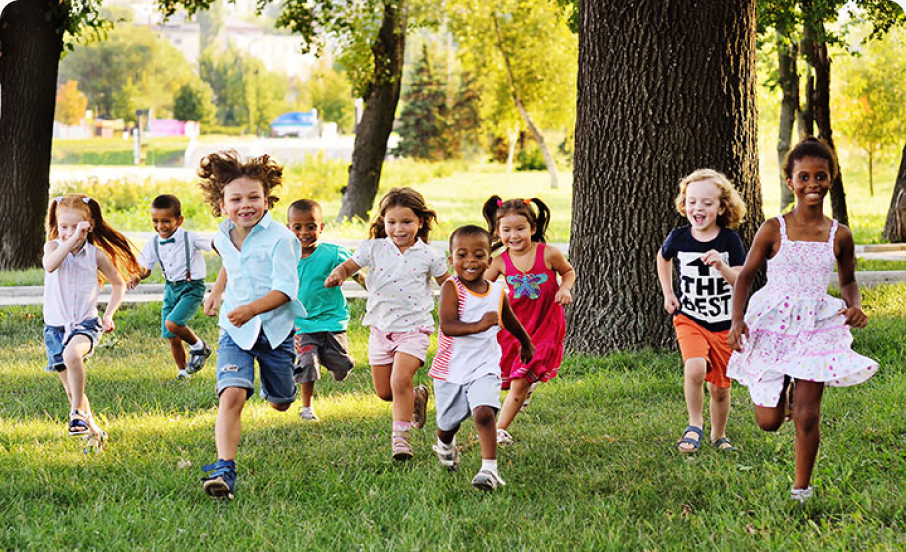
[214,211,306,350]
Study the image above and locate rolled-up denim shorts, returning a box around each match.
[215,330,297,404]
[43,318,103,372]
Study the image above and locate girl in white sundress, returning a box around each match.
[727,137,878,503]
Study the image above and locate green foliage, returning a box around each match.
[195,0,225,45]
[51,137,189,167]
[394,44,450,160]
[54,80,88,126]
[58,25,195,121]
[449,71,484,159]
[295,63,355,133]
[173,82,216,125]
[516,145,546,172]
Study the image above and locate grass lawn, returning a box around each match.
[1,285,904,550]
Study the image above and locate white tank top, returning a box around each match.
[429,278,505,384]
[43,240,99,333]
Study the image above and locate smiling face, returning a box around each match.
[56,207,92,246]
[220,176,266,230]
[287,207,324,256]
[683,179,725,233]
[787,156,832,207]
[497,212,534,254]
[383,205,422,251]
[450,232,491,284]
[150,207,183,239]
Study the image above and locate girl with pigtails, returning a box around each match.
[482,196,575,444]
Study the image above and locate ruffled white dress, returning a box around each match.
[727,216,878,407]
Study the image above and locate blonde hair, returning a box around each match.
[674,169,746,229]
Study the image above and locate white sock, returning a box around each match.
[300,406,314,414]
[437,436,455,450]
[189,339,205,351]
[481,458,498,473]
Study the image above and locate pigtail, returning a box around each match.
[482,195,504,251]
[45,198,61,240]
[529,198,550,243]
[84,198,144,284]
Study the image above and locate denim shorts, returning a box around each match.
[43,318,103,372]
[215,330,297,404]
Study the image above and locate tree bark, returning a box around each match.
[336,0,407,222]
[567,0,762,354]
[777,31,798,213]
[799,31,815,138]
[882,143,906,242]
[492,14,558,189]
[809,22,849,226]
[0,0,64,270]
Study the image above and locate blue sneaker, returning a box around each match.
[186,341,212,375]
[201,459,236,500]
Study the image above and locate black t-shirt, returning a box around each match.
[660,226,746,331]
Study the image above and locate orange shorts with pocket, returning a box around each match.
[672,313,732,389]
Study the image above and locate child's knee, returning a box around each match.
[269,402,291,412]
[473,406,496,427]
[165,320,184,334]
[710,385,730,402]
[684,358,707,381]
[793,404,821,433]
[756,414,784,432]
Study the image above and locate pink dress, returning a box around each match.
[498,243,565,389]
[727,216,878,407]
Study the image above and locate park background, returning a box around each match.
[2,0,906,550]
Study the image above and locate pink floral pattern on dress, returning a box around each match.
[727,216,878,407]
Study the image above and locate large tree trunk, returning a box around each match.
[492,14,558,189]
[882,143,906,242]
[777,30,798,213]
[0,0,63,270]
[809,22,849,226]
[336,0,407,222]
[799,31,815,138]
[567,0,762,354]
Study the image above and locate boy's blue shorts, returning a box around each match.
[161,280,206,339]
[43,318,103,372]
[215,330,297,404]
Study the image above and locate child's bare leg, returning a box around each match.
[497,377,531,430]
[438,425,459,445]
[683,357,706,427]
[754,377,792,432]
[793,380,824,489]
[215,387,247,460]
[299,382,315,408]
[389,353,420,422]
[474,406,497,459]
[165,320,199,346]
[168,336,187,370]
[708,382,730,441]
[62,335,91,412]
[371,363,393,401]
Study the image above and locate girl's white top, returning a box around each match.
[351,237,447,332]
[429,279,505,385]
[43,240,99,331]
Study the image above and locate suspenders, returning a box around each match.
[153,232,193,282]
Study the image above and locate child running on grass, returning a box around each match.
[482,196,574,445]
[135,194,213,380]
[728,138,878,502]
[326,187,450,461]
[198,151,306,500]
[656,169,747,454]
[287,199,360,421]
[43,194,144,447]
[430,225,533,492]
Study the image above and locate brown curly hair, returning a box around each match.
[674,169,746,229]
[196,150,283,217]
[369,187,438,243]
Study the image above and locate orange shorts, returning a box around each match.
[672,313,732,389]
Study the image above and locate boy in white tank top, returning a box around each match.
[429,226,534,491]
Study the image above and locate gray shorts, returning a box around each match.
[293,331,354,384]
[433,373,502,431]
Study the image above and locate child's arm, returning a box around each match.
[500,293,534,365]
[325,259,362,288]
[204,266,226,316]
[656,251,680,314]
[728,220,780,351]
[227,290,289,328]
[437,280,497,336]
[545,245,575,305]
[700,250,742,286]
[43,221,90,272]
[484,255,504,282]
[435,271,451,287]
[96,250,125,333]
[835,225,868,328]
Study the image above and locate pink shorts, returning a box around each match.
[368,326,433,366]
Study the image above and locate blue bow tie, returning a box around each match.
[159,237,176,244]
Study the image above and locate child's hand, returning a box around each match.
[727,320,748,351]
[101,314,115,333]
[700,250,724,270]
[127,275,142,290]
[663,293,680,314]
[838,306,868,328]
[555,288,572,306]
[227,305,256,327]
[203,293,222,316]
[519,342,535,365]
[324,270,343,288]
[479,311,499,330]
[66,221,90,248]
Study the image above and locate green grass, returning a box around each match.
[1,286,905,549]
[53,137,191,167]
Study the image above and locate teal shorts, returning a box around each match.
[161,280,205,339]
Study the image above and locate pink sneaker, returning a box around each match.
[392,430,413,461]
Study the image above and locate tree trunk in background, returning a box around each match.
[882,143,906,242]
[799,31,815,138]
[337,0,406,222]
[0,0,63,269]
[568,0,762,354]
[777,30,798,213]
[810,23,849,226]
